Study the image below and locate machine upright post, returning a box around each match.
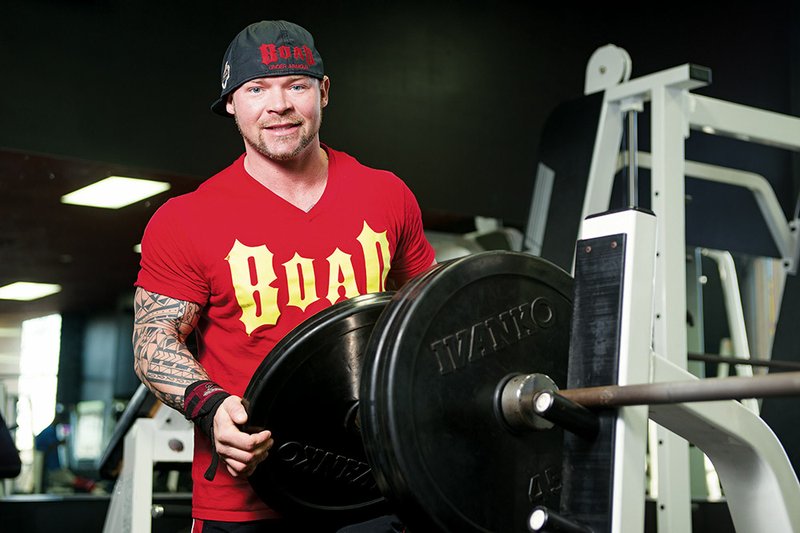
[579,209,657,533]
[649,83,693,533]
[626,110,639,208]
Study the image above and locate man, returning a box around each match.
[132,20,435,533]
[33,405,68,491]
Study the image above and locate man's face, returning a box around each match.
[226,75,330,161]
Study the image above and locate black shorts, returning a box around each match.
[191,519,293,533]
[191,515,405,533]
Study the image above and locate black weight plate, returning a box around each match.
[244,292,393,528]
[361,251,573,533]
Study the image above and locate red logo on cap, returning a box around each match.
[259,44,316,67]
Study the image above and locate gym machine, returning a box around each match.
[575,44,800,531]
[101,385,193,533]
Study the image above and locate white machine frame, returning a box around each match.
[579,46,800,532]
[102,404,193,533]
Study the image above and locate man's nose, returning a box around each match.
[265,88,292,114]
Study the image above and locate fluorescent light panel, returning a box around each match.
[0,282,62,301]
[61,176,171,209]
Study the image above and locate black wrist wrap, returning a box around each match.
[184,380,231,481]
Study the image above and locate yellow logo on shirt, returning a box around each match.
[226,221,391,334]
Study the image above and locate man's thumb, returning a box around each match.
[226,396,249,424]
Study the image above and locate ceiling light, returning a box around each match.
[61,176,171,209]
[0,282,62,301]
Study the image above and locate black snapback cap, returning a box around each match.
[211,20,324,117]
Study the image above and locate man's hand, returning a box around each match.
[213,395,274,477]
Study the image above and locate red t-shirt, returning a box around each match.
[135,146,435,522]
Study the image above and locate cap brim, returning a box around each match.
[211,95,233,118]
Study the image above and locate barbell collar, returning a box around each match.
[499,373,558,432]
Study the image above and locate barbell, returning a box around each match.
[242,251,800,532]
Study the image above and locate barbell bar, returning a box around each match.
[687,352,800,372]
[554,370,800,408]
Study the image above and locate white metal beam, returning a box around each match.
[687,94,800,152]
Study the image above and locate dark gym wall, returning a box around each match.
[2,1,797,227]
[3,0,800,489]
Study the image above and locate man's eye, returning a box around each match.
[248,87,262,94]
[290,85,306,91]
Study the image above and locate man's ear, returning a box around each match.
[320,76,330,108]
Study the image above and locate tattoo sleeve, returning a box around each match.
[132,287,209,412]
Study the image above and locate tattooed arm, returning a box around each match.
[132,286,273,477]
[132,287,207,411]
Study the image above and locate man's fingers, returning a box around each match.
[221,395,249,425]
[219,436,274,477]
[215,397,273,442]
[212,397,274,477]
[226,461,259,478]
[217,425,272,450]
[217,441,271,464]
[224,458,250,478]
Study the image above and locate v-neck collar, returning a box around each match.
[238,145,336,220]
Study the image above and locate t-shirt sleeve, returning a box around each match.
[390,183,436,284]
[135,200,210,306]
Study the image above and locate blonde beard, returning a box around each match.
[235,111,323,162]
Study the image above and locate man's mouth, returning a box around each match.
[264,121,302,133]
